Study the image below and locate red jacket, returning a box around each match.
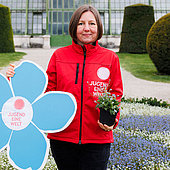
[46,41,123,144]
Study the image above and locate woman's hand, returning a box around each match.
[98,119,118,131]
[6,64,15,78]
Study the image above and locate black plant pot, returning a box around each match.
[99,108,117,126]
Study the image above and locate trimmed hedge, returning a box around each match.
[146,13,170,75]
[0,4,15,53]
[119,4,155,53]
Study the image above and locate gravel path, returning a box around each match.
[1,48,170,103]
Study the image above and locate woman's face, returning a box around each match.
[76,11,98,46]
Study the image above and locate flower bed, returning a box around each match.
[109,102,170,169]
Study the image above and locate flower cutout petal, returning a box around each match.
[11,61,47,103]
[32,91,77,132]
[0,74,13,111]
[8,123,49,170]
[0,114,12,151]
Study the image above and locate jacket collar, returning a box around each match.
[72,40,100,55]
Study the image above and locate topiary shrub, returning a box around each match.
[0,4,15,53]
[119,4,155,53]
[146,13,170,75]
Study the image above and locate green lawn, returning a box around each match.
[0,52,26,68]
[117,53,170,83]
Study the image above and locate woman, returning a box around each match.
[7,5,123,170]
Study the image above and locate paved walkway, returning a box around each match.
[1,48,170,103]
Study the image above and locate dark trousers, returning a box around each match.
[50,139,111,170]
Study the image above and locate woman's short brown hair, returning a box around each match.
[69,5,103,42]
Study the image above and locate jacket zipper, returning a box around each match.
[79,46,86,144]
[75,63,79,84]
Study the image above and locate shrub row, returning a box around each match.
[121,96,169,108]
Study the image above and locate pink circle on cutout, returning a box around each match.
[14,99,25,110]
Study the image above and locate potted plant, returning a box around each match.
[95,90,120,126]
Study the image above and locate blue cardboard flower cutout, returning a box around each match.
[0,61,77,170]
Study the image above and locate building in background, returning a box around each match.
[0,0,169,48]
